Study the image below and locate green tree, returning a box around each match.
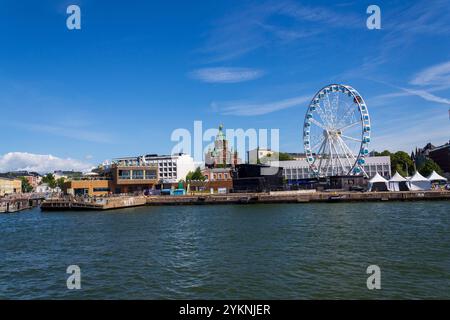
[186,167,206,181]
[56,177,66,189]
[371,150,414,176]
[42,173,57,188]
[391,151,415,176]
[20,177,33,193]
[259,152,294,164]
[418,159,443,177]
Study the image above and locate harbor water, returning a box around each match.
[0,201,449,299]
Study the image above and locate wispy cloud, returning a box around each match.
[372,113,450,152]
[189,67,265,83]
[212,95,310,116]
[0,152,93,173]
[410,60,450,87]
[10,122,113,144]
[354,0,450,72]
[370,72,450,107]
[400,88,450,105]
[199,0,361,62]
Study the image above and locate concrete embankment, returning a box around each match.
[39,191,450,211]
[145,190,450,206]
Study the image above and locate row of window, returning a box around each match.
[118,170,157,180]
[205,173,229,180]
[283,165,391,179]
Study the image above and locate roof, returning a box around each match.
[272,156,391,168]
[408,171,429,182]
[389,171,407,182]
[369,172,388,183]
[216,124,226,140]
[427,171,447,181]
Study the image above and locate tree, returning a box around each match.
[20,177,33,193]
[391,151,415,176]
[371,150,414,176]
[418,159,443,177]
[186,167,206,181]
[259,152,294,164]
[42,173,57,189]
[56,177,66,189]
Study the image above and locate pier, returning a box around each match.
[40,195,147,211]
[38,190,450,211]
[0,194,45,213]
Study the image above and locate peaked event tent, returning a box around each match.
[388,171,408,191]
[427,171,447,182]
[368,172,389,191]
[407,172,431,191]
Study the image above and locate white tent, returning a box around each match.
[368,172,389,192]
[388,171,408,191]
[407,172,431,191]
[427,171,447,183]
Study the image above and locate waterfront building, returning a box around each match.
[64,160,159,196]
[22,175,41,189]
[413,141,450,178]
[64,179,111,196]
[232,164,284,193]
[428,142,450,178]
[202,167,232,181]
[143,153,195,183]
[112,153,195,184]
[200,167,234,193]
[286,153,307,160]
[35,183,54,193]
[248,148,275,163]
[110,161,158,194]
[0,177,22,196]
[270,156,391,184]
[205,124,239,168]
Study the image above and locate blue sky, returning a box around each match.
[1,0,449,172]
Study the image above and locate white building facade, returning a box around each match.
[271,156,391,183]
[113,154,196,183]
[144,153,196,183]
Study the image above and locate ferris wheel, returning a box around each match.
[303,84,371,177]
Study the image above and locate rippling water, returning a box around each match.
[0,201,449,299]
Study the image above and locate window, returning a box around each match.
[118,170,130,179]
[145,170,157,179]
[132,170,144,180]
[93,188,110,192]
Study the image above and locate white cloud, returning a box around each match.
[0,152,94,174]
[213,95,310,116]
[410,60,450,87]
[189,67,264,83]
[370,112,450,153]
[370,78,450,106]
[199,0,361,62]
[400,88,450,105]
